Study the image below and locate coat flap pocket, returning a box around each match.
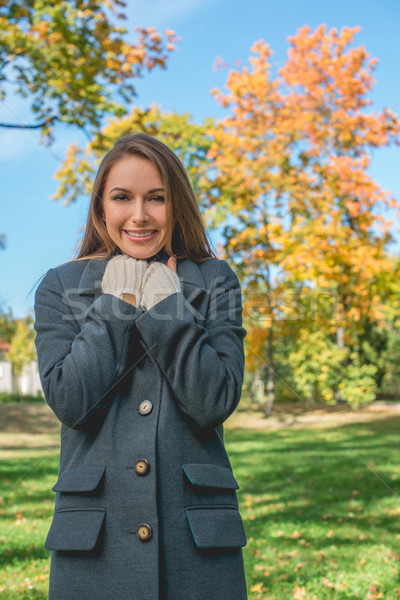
[182,463,239,490]
[185,506,247,549]
[52,466,105,493]
[45,509,106,551]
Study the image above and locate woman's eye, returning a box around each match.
[148,195,165,202]
[112,194,129,202]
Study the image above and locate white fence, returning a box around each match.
[0,360,42,395]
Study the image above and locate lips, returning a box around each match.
[124,229,157,238]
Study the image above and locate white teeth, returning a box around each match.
[125,230,156,238]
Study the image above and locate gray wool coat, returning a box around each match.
[34,254,248,600]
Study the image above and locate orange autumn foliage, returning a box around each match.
[205,25,400,372]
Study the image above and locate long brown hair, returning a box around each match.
[76,133,216,262]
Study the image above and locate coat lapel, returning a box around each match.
[77,258,108,297]
[77,257,207,307]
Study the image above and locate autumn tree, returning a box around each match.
[205,25,400,412]
[0,306,36,377]
[0,0,179,143]
[375,256,400,399]
[0,305,18,343]
[5,317,36,379]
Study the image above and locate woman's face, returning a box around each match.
[101,155,169,259]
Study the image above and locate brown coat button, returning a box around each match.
[138,400,153,415]
[137,524,152,542]
[134,459,149,475]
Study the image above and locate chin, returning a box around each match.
[121,246,161,260]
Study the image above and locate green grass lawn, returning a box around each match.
[228,415,400,599]
[1,411,400,599]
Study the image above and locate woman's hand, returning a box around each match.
[101,254,149,307]
[140,259,181,311]
[122,256,178,306]
[166,256,177,273]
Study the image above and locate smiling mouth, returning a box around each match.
[124,230,157,238]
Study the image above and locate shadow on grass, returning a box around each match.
[2,411,400,599]
[226,415,400,548]
[0,403,59,435]
[0,544,49,569]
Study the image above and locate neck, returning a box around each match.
[146,247,169,264]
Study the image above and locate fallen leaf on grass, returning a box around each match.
[326,529,335,538]
[368,584,383,599]
[250,582,265,593]
[291,530,301,539]
[293,585,306,599]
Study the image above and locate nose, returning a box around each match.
[130,198,148,223]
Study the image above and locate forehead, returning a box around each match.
[104,155,163,189]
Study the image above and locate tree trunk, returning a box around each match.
[335,323,345,403]
[252,369,265,408]
[264,326,275,417]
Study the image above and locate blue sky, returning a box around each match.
[1,0,399,317]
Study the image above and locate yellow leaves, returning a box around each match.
[290,530,301,539]
[30,20,50,36]
[322,577,345,591]
[326,529,335,538]
[368,584,383,599]
[76,8,94,19]
[0,3,181,145]
[46,31,64,45]
[105,57,121,70]
[250,581,265,593]
[292,585,306,599]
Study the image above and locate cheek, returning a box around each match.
[158,206,169,229]
[104,205,126,227]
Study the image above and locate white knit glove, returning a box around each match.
[101,254,149,304]
[140,261,181,311]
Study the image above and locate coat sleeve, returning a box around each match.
[134,259,247,429]
[34,267,143,430]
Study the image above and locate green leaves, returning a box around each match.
[51,105,213,206]
[0,1,179,143]
[6,318,36,377]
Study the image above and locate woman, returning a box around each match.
[34,133,248,600]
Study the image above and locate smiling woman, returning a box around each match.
[33,133,248,600]
[77,133,214,262]
[101,156,169,260]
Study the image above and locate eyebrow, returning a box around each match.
[109,187,165,194]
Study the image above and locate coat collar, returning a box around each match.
[77,257,207,306]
